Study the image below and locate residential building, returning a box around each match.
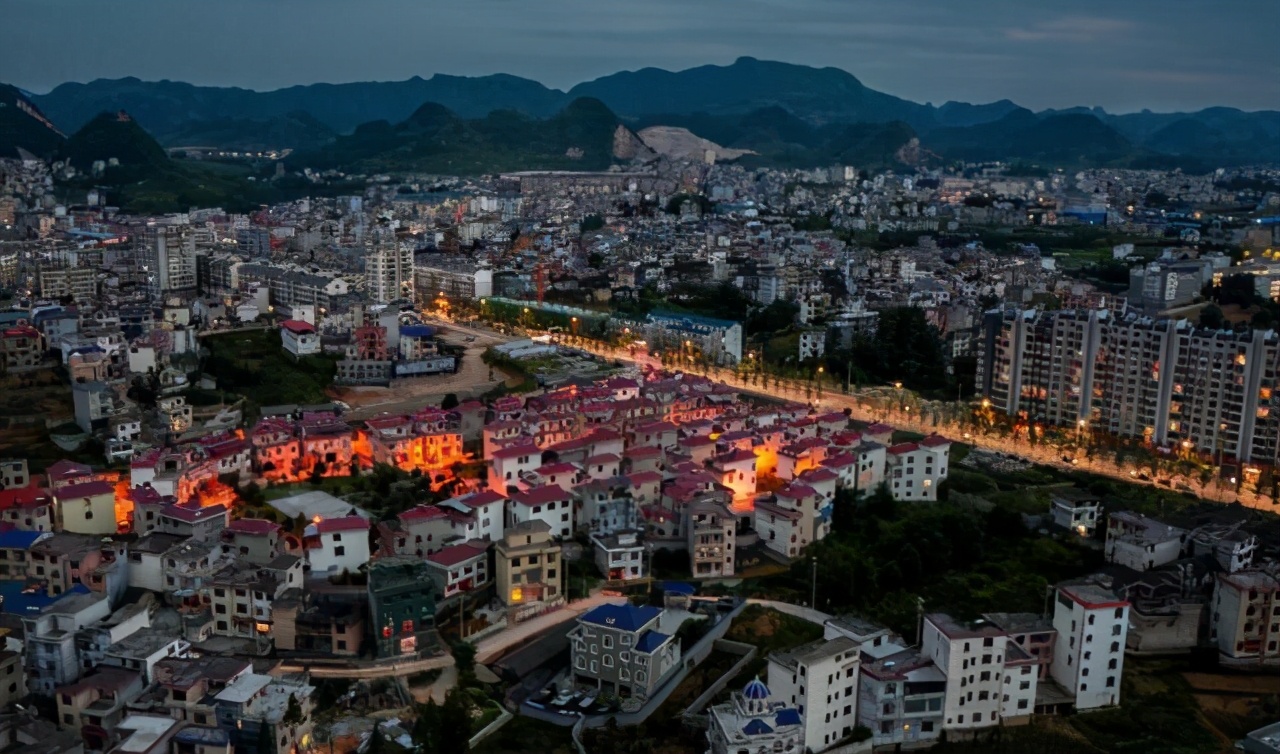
[686,499,736,578]
[366,235,414,303]
[1210,569,1279,667]
[424,540,490,599]
[590,529,646,582]
[1050,582,1129,710]
[705,678,806,754]
[279,320,320,358]
[569,604,681,699]
[856,643,946,749]
[885,435,950,502]
[767,637,862,751]
[493,520,561,609]
[367,556,438,658]
[302,516,370,576]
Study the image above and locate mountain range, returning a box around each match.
[3,58,1278,186]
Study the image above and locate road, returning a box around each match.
[474,592,628,665]
[276,653,455,679]
[746,598,832,626]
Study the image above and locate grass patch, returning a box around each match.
[203,328,339,417]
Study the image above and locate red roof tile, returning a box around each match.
[427,540,489,567]
[510,484,570,507]
[227,518,280,536]
[280,319,314,334]
[312,515,369,533]
[55,480,115,499]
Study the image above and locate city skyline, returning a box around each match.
[5,0,1278,113]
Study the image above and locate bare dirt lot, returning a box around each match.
[333,326,510,421]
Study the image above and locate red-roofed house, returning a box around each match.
[425,540,490,598]
[280,320,320,357]
[529,462,581,490]
[582,454,620,480]
[438,490,506,543]
[864,423,895,445]
[631,421,678,451]
[887,435,950,501]
[488,442,540,494]
[304,516,370,574]
[1,324,44,371]
[388,505,453,557]
[46,460,97,491]
[0,484,55,531]
[755,498,807,559]
[508,484,574,538]
[55,480,118,536]
[160,501,228,541]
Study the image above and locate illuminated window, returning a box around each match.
[511,587,523,603]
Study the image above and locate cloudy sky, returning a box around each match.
[6,0,1278,112]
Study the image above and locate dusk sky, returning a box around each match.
[6,0,1278,113]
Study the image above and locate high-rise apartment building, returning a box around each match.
[977,308,1280,463]
[139,224,197,299]
[365,235,414,303]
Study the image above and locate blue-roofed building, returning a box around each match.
[706,678,806,754]
[570,603,681,699]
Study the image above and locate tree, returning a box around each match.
[1199,303,1225,330]
[413,699,442,750]
[441,393,460,410]
[439,688,472,754]
[451,640,477,679]
[282,693,304,726]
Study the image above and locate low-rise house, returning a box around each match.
[590,529,646,582]
[280,320,320,357]
[507,484,574,538]
[24,588,112,695]
[1105,512,1187,571]
[569,604,681,699]
[424,540,490,599]
[303,515,370,576]
[1210,568,1279,667]
[494,520,561,610]
[705,678,806,754]
[886,435,950,502]
[368,557,439,658]
[1050,489,1102,537]
[54,480,118,535]
[55,666,145,751]
[220,518,283,565]
[857,643,946,749]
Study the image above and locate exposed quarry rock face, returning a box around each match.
[896,137,922,165]
[637,126,754,163]
[612,124,656,161]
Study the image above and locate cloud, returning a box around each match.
[1005,16,1136,42]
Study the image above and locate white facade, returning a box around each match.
[1049,583,1129,710]
[366,237,414,303]
[766,637,861,751]
[886,437,950,501]
[303,517,371,576]
[921,615,1008,733]
[280,322,321,357]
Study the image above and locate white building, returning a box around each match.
[280,320,321,358]
[1210,569,1279,667]
[366,236,414,303]
[1051,489,1102,537]
[1049,582,1129,710]
[886,435,951,501]
[507,485,574,539]
[766,637,861,751]
[921,614,1025,735]
[1105,512,1187,571]
[706,678,806,754]
[798,328,826,361]
[590,530,646,582]
[302,515,370,576]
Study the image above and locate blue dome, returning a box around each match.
[743,678,770,700]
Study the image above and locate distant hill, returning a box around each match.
[288,97,631,174]
[59,111,172,176]
[32,74,568,138]
[568,57,934,127]
[12,59,1280,170]
[0,84,65,159]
